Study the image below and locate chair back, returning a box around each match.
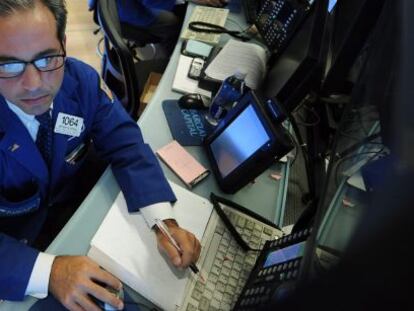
[96,0,140,117]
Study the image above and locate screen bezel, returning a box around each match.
[204,91,293,193]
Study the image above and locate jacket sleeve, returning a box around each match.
[0,234,38,300]
[79,65,176,211]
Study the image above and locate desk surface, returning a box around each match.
[0,2,288,310]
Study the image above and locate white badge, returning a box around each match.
[54,112,84,137]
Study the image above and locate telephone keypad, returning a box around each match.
[234,228,311,310]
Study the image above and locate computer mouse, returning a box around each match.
[178,93,210,110]
[94,286,124,310]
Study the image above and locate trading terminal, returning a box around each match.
[0,0,411,310]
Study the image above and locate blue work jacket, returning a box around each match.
[117,0,176,27]
[0,58,175,300]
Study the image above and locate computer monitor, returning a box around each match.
[252,2,411,309]
[261,0,329,113]
[321,0,386,95]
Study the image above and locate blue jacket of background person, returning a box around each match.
[88,0,176,27]
[0,57,176,300]
[116,0,176,27]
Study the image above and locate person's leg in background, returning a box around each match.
[144,7,184,57]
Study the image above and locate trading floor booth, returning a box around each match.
[1,0,410,310]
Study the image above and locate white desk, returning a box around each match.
[0,2,288,310]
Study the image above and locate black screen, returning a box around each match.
[321,0,386,94]
[210,104,271,178]
[262,0,328,112]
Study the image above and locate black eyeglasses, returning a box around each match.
[0,50,66,79]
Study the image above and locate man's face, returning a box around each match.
[0,3,65,116]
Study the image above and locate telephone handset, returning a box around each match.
[233,227,312,309]
[256,0,313,54]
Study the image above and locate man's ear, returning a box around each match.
[62,34,67,49]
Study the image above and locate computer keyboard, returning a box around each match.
[181,6,229,44]
[180,206,282,311]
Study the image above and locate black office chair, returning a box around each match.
[89,0,160,60]
[96,0,168,119]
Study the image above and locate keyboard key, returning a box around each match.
[263,227,274,235]
[221,266,230,276]
[215,222,225,234]
[225,284,236,295]
[254,223,263,231]
[237,217,247,227]
[232,262,242,273]
[228,277,238,288]
[191,289,202,301]
[186,303,197,311]
[204,288,213,300]
[209,299,220,310]
[230,271,239,281]
[223,293,233,304]
[211,265,221,276]
[199,296,210,311]
[216,281,226,293]
[218,274,228,285]
[220,302,231,311]
[195,281,205,293]
[206,281,215,292]
[213,290,223,301]
[246,220,255,230]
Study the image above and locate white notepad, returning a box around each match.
[88,181,213,311]
[204,39,269,90]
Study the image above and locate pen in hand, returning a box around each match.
[154,219,204,281]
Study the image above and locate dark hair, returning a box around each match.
[0,0,67,42]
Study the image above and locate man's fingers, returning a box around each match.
[157,233,182,266]
[88,280,124,310]
[156,225,201,268]
[90,267,123,292]
[177,231,200,267]
[49,255,123,311]
[65,302,84,311]
[75,294,101,311]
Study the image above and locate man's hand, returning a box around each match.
[155,219,201,269]
[49,256,124,311]
[191,0,228,8]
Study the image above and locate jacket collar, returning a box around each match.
[0,97,48,182]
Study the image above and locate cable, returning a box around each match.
[295,104,321,127]
[285,128,300,167]
[188,21,252,41]
[286,108,316,200]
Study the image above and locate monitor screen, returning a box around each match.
[264,241,307,268]
[204,91,293,194]
[210,105,271,178]
[328,0,337,13]
[321,0,386,94]
[262,0,328,112]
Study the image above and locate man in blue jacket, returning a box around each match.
[0,0,200,309]
[89,0,228,55]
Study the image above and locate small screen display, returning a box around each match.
[328,0,337,13]
[264,241,306,268]
[210,105,270,178]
